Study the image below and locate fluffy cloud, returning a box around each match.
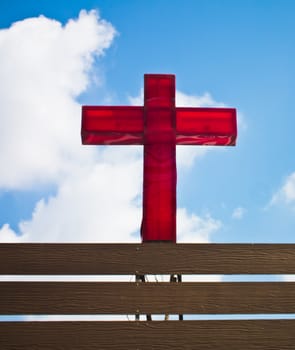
[0,224,20,242]
[0,11,223,245]
[0,147,143,243]
[0,10,116,189]
[177,208,221,243]
[270,172,295,208]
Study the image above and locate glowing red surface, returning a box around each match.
[82,74,237,242]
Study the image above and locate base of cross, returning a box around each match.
[135,274,183,321]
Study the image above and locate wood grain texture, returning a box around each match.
[1,320,295,349]
[1,282,294,315]
[1,243,295,275]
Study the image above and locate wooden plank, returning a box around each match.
[1,243,295,275]
[1,282,295,315]
[0,320,295,349]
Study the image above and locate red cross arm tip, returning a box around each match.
[81,106,144,145]
[176,107,237,146]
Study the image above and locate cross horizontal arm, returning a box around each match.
[176,107,237,145]
[81,106,144,145]
[82,106,237,146]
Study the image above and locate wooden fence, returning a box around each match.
[1,243,295,349]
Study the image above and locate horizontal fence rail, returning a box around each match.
[1,320,295,349]
[1,243,295,349]
[1,243,295,274]
[1,281,295,315]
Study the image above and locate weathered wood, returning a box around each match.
[0,320,295,349]
[1,281,295,315]
[1,243,295,275]
[1,244,295,348]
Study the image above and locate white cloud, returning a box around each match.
[0,224,20,243]
[0,146,143,243]
[232,206,246,220]
[270,172,295,208]
[176,91,225,108]
[0,10,116,189]
[0,179,221,243]
[16,157,142,243]
[177,208,221,243]
[0,12,223,245]
[282,275,295,281]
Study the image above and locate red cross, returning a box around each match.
[81,74,237,242]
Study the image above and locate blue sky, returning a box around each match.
[0,0,295,244]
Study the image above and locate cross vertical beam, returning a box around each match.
[142,75,176,242]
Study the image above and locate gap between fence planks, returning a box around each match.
[1,243,295,275]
